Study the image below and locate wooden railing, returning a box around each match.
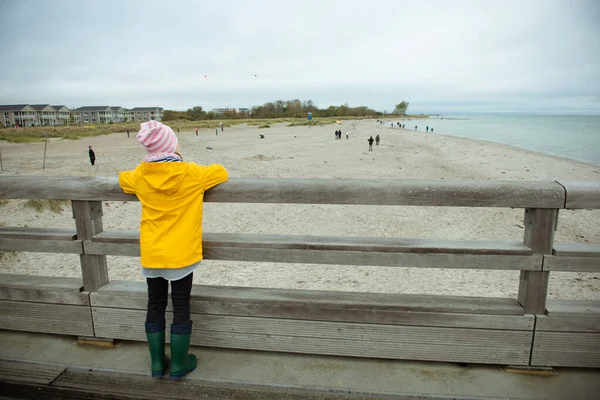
[0,177,599,368]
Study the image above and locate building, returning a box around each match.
[110,107,126,123]
[212,107,250,115]
[0,104,163,126]
[128,107,163,122]
[0,104,72,127]
[52,106,72,125]
[31,105,58,126]
[1,104,38,127]
[72,106,117,124]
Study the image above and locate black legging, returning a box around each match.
[146,273,193,326]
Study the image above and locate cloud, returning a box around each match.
[0,0,599,114]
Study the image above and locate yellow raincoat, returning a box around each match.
[119,162,228,269]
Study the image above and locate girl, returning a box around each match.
[119,120,228,378]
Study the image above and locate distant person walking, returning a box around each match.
[368,136,374,151]
[426,126,429,132]
[215,128,218,136]
[88,145,96,166]
[415,125,418,130]
[177,128,180,133]
[220,122,224,132]
[375,134,380,146]
[194,128,198,136]
[346,131,349,139]
[127,129,130,138]
[431,128,434,132]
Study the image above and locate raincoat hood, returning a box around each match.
[137,162,189,195]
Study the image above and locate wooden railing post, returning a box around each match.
[72,200,108,291]
[518,208,558,314]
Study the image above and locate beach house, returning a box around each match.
[128,107,163,122]
[0,104,38,127]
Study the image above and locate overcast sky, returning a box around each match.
[1,0,599,114]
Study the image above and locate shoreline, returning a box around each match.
[425,129,600,170]
[0,120,598,300]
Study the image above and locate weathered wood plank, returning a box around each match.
[92,231,535,255]
[0,227,77,240]
[205,247,542,270]
[0,176,566,208]
[531,331,600,367]
[0,274,88,306]
[543,255,600,272]
[558,180,600,209]
[188,302,535,330]
[546,300,600,317]
[92,308,532,365]
[0,238,82,254]
[90,290,532,330]
[0,360,66,385]
[0,300,94,336]
[45,367,521,400]
[536,315,600,332]
[518,208,556,314]
[0,274,83,290]
[72,201,108,292]
[553,242,600,257]
[84,240,541,270]
[92,280,526,315]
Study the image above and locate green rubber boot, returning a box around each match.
[145,322,169,377]
[169,322,197,378]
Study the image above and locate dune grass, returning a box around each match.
[258,124,271,129]
[0,115,424,143]
[23,199,70,213]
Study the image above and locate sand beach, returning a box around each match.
[0,120,599,300]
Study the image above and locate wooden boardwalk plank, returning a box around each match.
[0,360,65,385]
[92,308,533,345]
[531,331,600,367]
[92,308,531,365]
[0,274,88,306]
[92,280,526,316]
[0,300,93,336]
[536,315,600,333]
[546,300,600,317]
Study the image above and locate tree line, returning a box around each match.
[162,99,410,121]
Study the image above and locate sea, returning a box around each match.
[409,115,600,166]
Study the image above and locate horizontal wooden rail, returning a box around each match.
[84,231,542,270]
[0,176,569,207]
[543,242,600,272]
[560,181,600,209]
[0,228,81,254]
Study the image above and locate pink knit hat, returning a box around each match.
[136,121,178,154]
